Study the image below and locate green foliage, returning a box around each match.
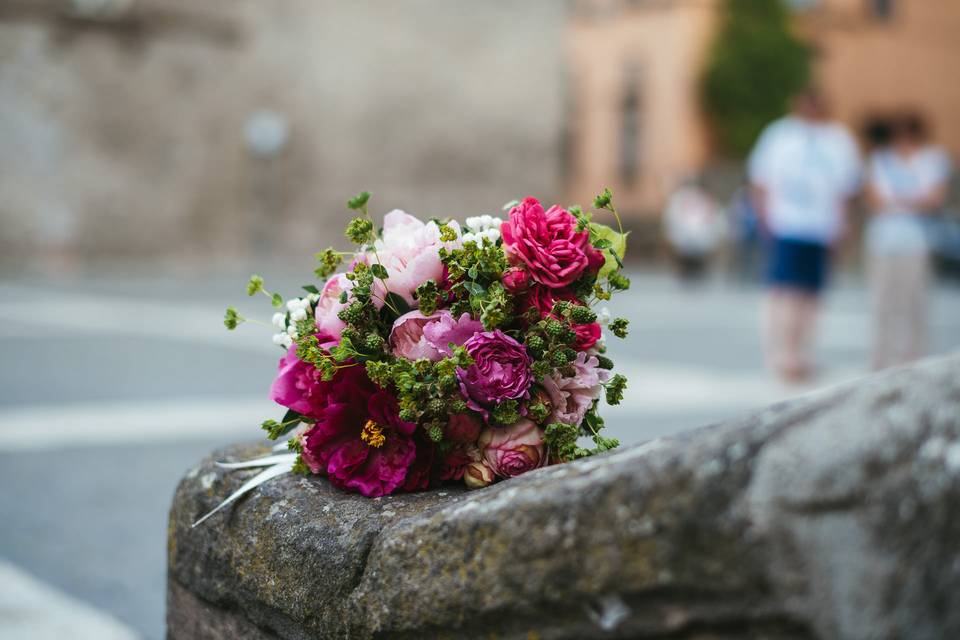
[346,191,371,211]
[246,275,264,296]
[346,217,375,245]
[223,307,243,330]
[314,248,343,280]
[605,373,628,406]
[610,317,629,339]
[702,0,812,157]
[589,223,627,278]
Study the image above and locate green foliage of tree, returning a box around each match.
[702,0,812,157]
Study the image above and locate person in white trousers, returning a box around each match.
[865,113,951,370]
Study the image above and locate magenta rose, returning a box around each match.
[268,333,339,419]
[478,419,546,478]
[390,310,483,361]
[525,285,601,350]
[500,197,593,288]
[457,330,532,414]
[501,267,531,294]
[299,366,420,497]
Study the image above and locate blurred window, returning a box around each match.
[867,0,894,20]
[619,64,643,186]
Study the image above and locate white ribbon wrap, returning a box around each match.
[191,453,297,527]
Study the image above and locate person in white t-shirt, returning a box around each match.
[662,177,725,281]
[865,113,951,370]
[748,88,861,382]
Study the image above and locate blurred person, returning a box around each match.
[726,181,763,281]
[748,87,861,382]
[865,113,951,370]
[662,176,725,282]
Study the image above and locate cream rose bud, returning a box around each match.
[463,460,495,488]
[478,419,546,478]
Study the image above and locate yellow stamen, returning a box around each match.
[360,419,386,448]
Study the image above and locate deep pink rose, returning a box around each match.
[500,197,593,288]
[572,321,601,351]
[586,243,606,275]
[446,412,482,443]
[390,310,483,361]
[402,434,436,492]
[524,285,600,350]
[457,330,532,414]
[478,419,546,478]
[268,334,339,419]
[314,274,351,340]
[299,366,420,497]
[438,445,479,481]
[502,267,530,294]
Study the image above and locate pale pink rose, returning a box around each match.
[313,273,352,340]
[389,310,445,361]
[541,352,610,427]
[478,419,546,478]
[463,460,495,488]
[370,210,462,306]
[389,310,483,361]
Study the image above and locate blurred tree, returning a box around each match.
[702,0,812,158]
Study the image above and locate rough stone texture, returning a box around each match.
[168,354,960,639]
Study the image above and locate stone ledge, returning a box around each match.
[168,354,960,639]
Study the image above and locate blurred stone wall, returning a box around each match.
[0,0,565,267]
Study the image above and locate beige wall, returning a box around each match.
[800,0,960,157]
[564,0,719,219]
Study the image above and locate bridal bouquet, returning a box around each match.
[199,189,629,524]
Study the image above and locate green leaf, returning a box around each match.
[370,263,389,280]
[589,222,628,277]
[347,191,371,210]
[302,284,319,294]
[271,292,284,308]
[339,291,348,304]
[464,281,485,297]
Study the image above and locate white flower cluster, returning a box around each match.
[462,214,503,245]
[271,295,318,348]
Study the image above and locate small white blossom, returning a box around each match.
[286,324,299,337]
[272,312,286,328]
[272,333,285,346]
[461,232,477,244]
[598,307,612,326]
[465,216,481,230]
[290,307,308,322]
[280,335,293,348]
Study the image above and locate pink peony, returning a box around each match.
[500,197,593,289]
[314,274,352,340]
[541,352,610,427]
[478,419,546,478]
[457,330,532,414]
[268,334,339,419]
[299,366,420,497]
[370,210,462,307]
[421,311,483,358]
[390,310,483,361]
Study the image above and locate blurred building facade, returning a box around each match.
[2,0,958,267]
[564,0,960,219]
[0,0,565,267]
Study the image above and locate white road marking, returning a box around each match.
[0,559,139,640]
[0,397,275,451]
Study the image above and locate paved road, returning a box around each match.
[1,268,958,639]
